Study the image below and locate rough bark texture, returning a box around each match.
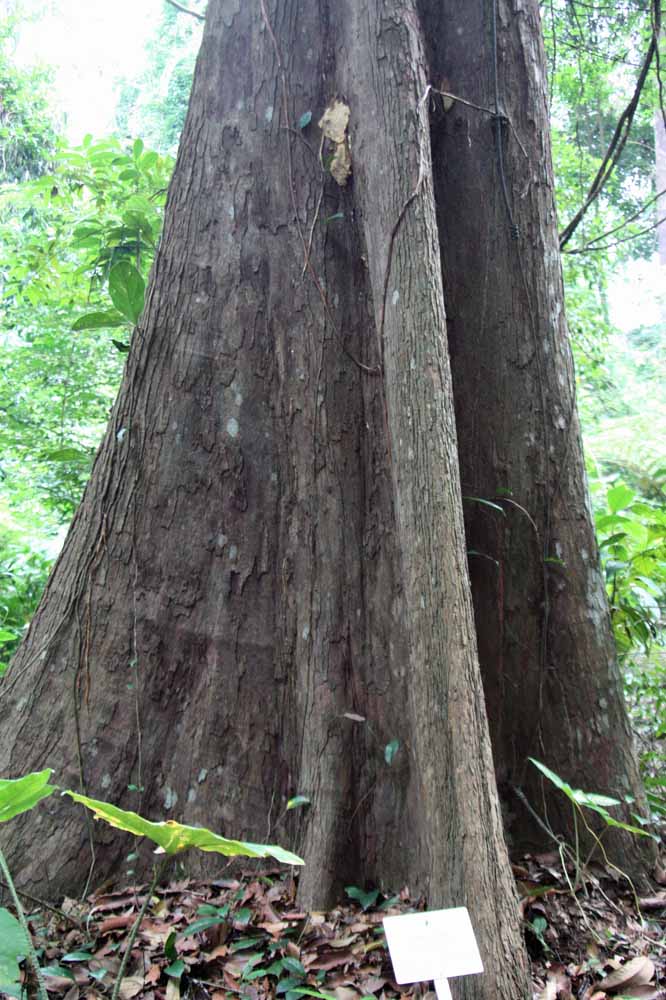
[420,0,651,871]
[0,2,530,997]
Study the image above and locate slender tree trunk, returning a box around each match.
[0,2,529,996]
[420,0,651,872]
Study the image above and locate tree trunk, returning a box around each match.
[421,0,651,872]
[0,1,530,996]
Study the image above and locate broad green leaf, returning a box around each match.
[176,914,229,938]
[281,957,306,977]
[384,739,400,766]
[43,448,88,462]
[298,111,312,129]
[63,791,304,864]
[230,935,263,951]
[165,959,185,979]
[345,885,380,911]
[601,813,658,840]
[108,262,145,324]
[0,908,28,997]
[72,310,128,331]
[141,151,159,171]
[288,991,336,1000]
[277,977,305,995]
[0,769,56,823]
[164,930,177,961]
[529,758,573,798]
[42,966,76,981]
[572,790,621,808]
[607,484,635,513]
[463,496,506,516]
[286,795,310,810]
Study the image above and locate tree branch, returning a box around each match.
[164,0,205,21]
[562,186,666,253]
[558,11,658,250]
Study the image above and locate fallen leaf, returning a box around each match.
[637,893,666,910]
[98,913,135,934]
[359,975,387,994]
[333,988,359,1000]
[599,956,655,992]
[138,919,175,946]
[118,976,144,1000]
[330,936,358,949]
[537,968,573,999]
[257,920,288,936]
[145,964,161,985]
[307,949,357,971]
[620,988,664,999]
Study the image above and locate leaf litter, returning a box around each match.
[5,851,666,1000]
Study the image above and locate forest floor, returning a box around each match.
[10,852,666,1000]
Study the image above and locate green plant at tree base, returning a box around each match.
[527,759,657,944]
[530,758,656,900]
[0,772,303,1000]
[0,769,56,999]
[62,793,304,1000]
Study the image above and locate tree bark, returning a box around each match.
[420,0,651,872]
[0,2,530,996]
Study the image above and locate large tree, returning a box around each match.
[0,1,652,997]
[421,0,651,871]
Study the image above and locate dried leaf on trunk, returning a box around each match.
[318,99,350,144]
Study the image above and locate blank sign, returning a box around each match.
[383,907,484,985]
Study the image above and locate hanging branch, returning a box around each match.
[559,10,658,250]
[563,186,666,253]
[164,0,205,21]
[566,213,666,253]
[653,1,666,133]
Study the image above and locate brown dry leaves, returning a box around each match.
[27,874,414,1000]
[18,852,666,1000]
[521,852,666,1000]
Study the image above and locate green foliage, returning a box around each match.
[0,533,51,676]
[529,758,655,841]
[544,0,666,816]
[114,3,204,155]
[64,791,305,864]
[0,16,58,181]
[0,134,173,539]
[0,770,56,1000]
[589,471,666,819]
[0,907,29,999]
[593,481,666,658]
[544,0,660,387]
[0,768,56,822]
[0,772,302,1000]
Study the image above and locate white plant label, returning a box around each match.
[383,907,483,998]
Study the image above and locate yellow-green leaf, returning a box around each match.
[0,770,56,824]
[64,792,304,864]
